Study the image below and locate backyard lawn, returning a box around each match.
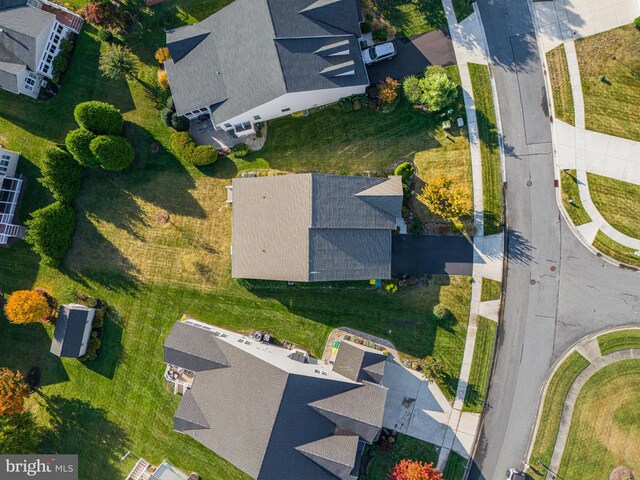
[593,231,640,267]
[558,360,640,480]
[560,170,591,226]
[463,316,496,412]
[576,23,640,141]
[588,173,640,239]
[598,329,640,356]
[546,45,575,125]
[373,0,447,38]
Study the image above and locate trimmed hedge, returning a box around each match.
[170,132,218,166]
[40,147,83,201]
[89,135,135,171]
[24,201,76,267]
[66,128,98,167]
[74,101,123,135]
[171,114,190,132]
[232,143,249,157]
[394,161,415,181]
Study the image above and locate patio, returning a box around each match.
[188,119,267,151]
[164,365,194,395]
[125,459,198,480]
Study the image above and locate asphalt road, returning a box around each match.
[469,1,640,479]
[391,235,473,276]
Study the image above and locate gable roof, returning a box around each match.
[164,0,368,119]
[232,174,403,282]
[0,3,54,70]
[50,304,94,358]
[332,340,388,383]
[295,434,360,480]
[163,321,229,371]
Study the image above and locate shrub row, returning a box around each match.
[25,201,76,267]
[40,148,83,201]
[74,101,123,135]
[170,132,218,166]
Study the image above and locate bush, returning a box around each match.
[635,16,640,29]
[170,132,218,166]
[408,217,424,236]
[384,282,398,294]
[403,76,422,104]
[394,161,415,181]
[80,337,101,362]
[341,100,353,112]
[89,135,135,171]
[93,305,108,328]
[51,36,75,84]
[97,29,113,42]
[3,290,49,324]
[65,128,98,167]
[373,28,387,42]
[361,22,372,33]
[171,114,190,132]
[418,66,458,112]
[353,99,362,110]
[40,148,83,201]
[432,303,451,321]
[232,143,249,157]
[154,47,171,63]
[160,108,173,126]
[25,201,76,267]
[157,69,169,89]
[378,77,400,104]
[166,96,175,111]
[74,101,123,135]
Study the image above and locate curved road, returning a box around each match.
[468,0,640,479]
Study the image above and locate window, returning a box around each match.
[53,35,60,44]
[281,108,290,112]
[49,45,56,54]
[26,77,35,86]
[43,65,50,73]
[253,115,261,120]
[46,55,53,63]
[224,123,232,128]
[57,25,63,34]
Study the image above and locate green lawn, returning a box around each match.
[480,278,501,302]
[468,63,503,235]
[443,452,467,480]
[452,0,474,23]
[560,170,592,226]
[364,434,439,479]
[598,329,640,356]
[576,23,640,141]
[528,351,590,479]
[588,173,640,239]
[558,360,640,480]
[376,0,447,37]
[546,45,575,125]
[463,316,497,412]
[593,230,640,267]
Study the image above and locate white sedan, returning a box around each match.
[362,41,397,65]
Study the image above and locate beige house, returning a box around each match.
[0,147,25,246]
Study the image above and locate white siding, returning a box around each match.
[78,308,96,357]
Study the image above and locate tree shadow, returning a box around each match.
[37,395,129,479]
[82,306,125,380]
[508,228,535,265]
[138,78,171,110]
[198,156,238,179]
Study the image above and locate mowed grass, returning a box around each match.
[463,316,497,412]
[443,451,467,480]
[593,231,640,267]
[468,63,502,235]
[546,45,575,125]
[376,0,447,37]
[588,173,640,239]
[576,23,640,141]
[598,329,640,356]
[560,170,592,226]
[365,434,439,479]
[528,352,590,478]
[480,278,501,302]
[558,360,640,480]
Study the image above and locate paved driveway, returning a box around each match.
[366,29,456,84]
[392,235,474,276]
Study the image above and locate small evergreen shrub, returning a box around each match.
[394,161,415,181]
[40,148,83,201]
[160,108,173,126]
[341,100,353,112]
[361,22,372,33]
[97,29,113,42]
[24,201,76,267]
[373,28,387,42]
[89,135,135,171]
[80,337,101,362]
[232,143,249,157]
[408,217,424,236]
[403,76,422,104]
[65,128,99,167]
[170,132,218,166]
[433,303,451,321]
[171,114,190,132]
[74,101,123,135]
[165,96,175,111]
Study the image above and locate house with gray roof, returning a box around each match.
[50,304,95,358]
[230,173,403,282]
[0,147,25,246]
[163,319,388,480]
[0,0,82,97]
[164,0,369,137]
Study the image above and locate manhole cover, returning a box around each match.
[550,266,557,272]
[530,279,536,285]
[527,180,533,187]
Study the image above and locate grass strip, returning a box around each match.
[443,451,467,480]
[546,45,575,125]
[593,230,640,267]
[463,316,497,412]
[560,170,592,226]
[588,173,640,239]
[598,329,640,356]
[480,278,501,302]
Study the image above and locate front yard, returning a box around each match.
[546,45,575,126]
[366,0,448,38]
[588,173,640,240]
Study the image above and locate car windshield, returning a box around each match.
[369,48,378,60]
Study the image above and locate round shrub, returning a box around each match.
[40,147,83,201]
[403,76,421,104]
[432,303,451,321]
[341,100,353,112]
[170,131,218,166]
[24,201,75,267]
[80,337,101,362]
[74,101,123,135]
[373,28,387,42]
[361,22,372,33]
[89,135,135,171]
[171,114,190,132]
[635,16,640,29]
[97,29,113,42]
[232,143,249,157]
[160,108,173,127]
[394,161,415,181]
[66,128,99,167]
[353,99,362,110]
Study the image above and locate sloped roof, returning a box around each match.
[163,321,229,371]
[295,434,360,480]
[50,304,94,358]
[232,174,403,282]
[0,4,54,70]
[332,340,388,383]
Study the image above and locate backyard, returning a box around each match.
[575,23,640,141]
[369,0,447,38]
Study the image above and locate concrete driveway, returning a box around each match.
[392,234,474,276]
[366,29,456,84]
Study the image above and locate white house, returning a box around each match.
[0,0,83,98]
[164,0,369,138]
[0,147,25,246]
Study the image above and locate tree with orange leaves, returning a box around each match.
[0,368,30,415]
[3,290,49,324]
[378,77,400,104]
[388,459,443,480]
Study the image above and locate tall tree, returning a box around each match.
[418,66,458,112]
[388,459,443,480]
[99,44,138,81]
[0,369,30,415]
[4,290,49,324]
[421,173,471,220]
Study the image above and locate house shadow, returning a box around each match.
[198,156,239,179]
[82,307,125,380]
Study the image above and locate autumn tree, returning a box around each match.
[421,356,444,384]
[155,47,171,64]
[388,459,443,480]
[378,77,400,104]
[157,69,169,89]
[421,174,471,220]
[99,44,138,80]
[0,368,30,415]
[4,290,49,324]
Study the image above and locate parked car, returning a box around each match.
[362,41,397,65]
[506,469,526,479]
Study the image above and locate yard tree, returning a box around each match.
[40,147,83,201]
[155,47,171,64]
[403,76,422,104]
[388,459,443,480]
[4,290,49,324]
[25,201,76,267]
[418,66,458,112]
[157,69,169,89]
[378,77,400,104]
[421,173,471,220]
[0,368,30,415]
[99,44,138,81]
[421,356,444,384]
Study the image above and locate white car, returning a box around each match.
[362,41,397,65]
[506,468,526,479]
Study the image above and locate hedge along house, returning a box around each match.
[163,0,369,138]
[50,304,95,358]
[0,147,25,246]
[0,0,83,98]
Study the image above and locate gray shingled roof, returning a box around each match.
[332,340,388,383]
[295,434,360,480]
[50,305,94,358]
[232,174,403,282]
[164,322,229,371]
[164,0,368,119]
[165,321,387,480]
[0,4,54,70]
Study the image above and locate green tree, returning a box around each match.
[89,135,135,171]
[24,202,76,267]
[99,44,138,80]
[40,148,83,201]
[66,128,99,167]
[0,411,44,453]
[418,66,458,112]
[403,76,422,104]
[421,356,444,384]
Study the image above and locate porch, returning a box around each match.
[188,119,266,151]
[164,364,194,395]
[125,459,198,480]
